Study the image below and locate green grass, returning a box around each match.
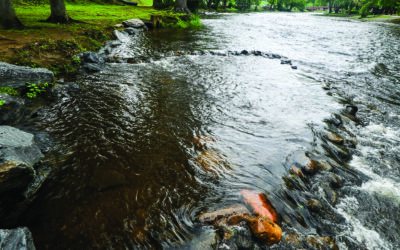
[15,3,161,27]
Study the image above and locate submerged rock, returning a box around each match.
[195,150,230,175]
[198,204,251,225]
[240,190,279,224]
[0,62,54,90]
[0,126,43,194]
[0,227,36,249]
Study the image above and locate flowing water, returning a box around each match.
[17,13,400,249]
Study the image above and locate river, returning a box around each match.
[17,12,400,249]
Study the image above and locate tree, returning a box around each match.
[174,0,191,13]
[47,0,72,24]
[0,0,24,29]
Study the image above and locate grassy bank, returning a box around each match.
[0,2,176,76]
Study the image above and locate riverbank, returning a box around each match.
[0,2,190,76]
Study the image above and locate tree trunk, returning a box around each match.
[174,0,190,13]
[328,0,333,13]
[47,0,70,24]
[207,0,212,9]
[153,0,164,9]
[0,0,24,29]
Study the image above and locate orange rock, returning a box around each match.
[240,190,279,224]
[248,216,282,246]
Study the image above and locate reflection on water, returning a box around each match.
[17,12,400,249]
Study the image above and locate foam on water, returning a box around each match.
[336,196,391,250]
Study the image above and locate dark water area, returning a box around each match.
[13,13,400,249]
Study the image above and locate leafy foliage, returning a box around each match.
[26,82,51,98]
[0,87,19,96]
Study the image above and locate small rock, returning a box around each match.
[83,63,103,72]
[122,18,146,29]
[306,235,339,250]
[218,238,238,249]
[289,166,304,179]
[0,227,36,249]
[299,156,319,175]
[80,52,102,64]
[316,161,333,172]
[248,216,282,246]
[283,233,303,248]
[345,105,358,116]
[114,23,124,29]
[253,51,262,56]
[326,131,344,144]
[307,199,322,212]
[328,173,344,188]
[226,214,248,226]
[281,60,292,65]
[199,204,251,225]
[291,65,298,70]
[321,184,338,206]
[122,27,141,36]
[240,50,249,55]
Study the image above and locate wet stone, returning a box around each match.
[122,27,141,36]
[0,227,36,250]
[198,204,251,225]
[240,50,249,55]
[289,166,304,179]
[0,62,54,90]
[281,59,292,65]
[321,184,338,206]
[325,131,345,145]
[328,173,344,188]
[247,216,282,246]
[306,236,339,250]
[122,18,146,29]
[345,105,358,116]
[307,199,322,212]
[317,161,333,172]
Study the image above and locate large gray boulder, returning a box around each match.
[0,126,43,194]
[0,62,54,89]
[122,18,146,29]
[0,227,36,250]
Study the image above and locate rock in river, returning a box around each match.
[0,62,54,90]
[0,126,43,194]
[0,227,36,250]
[122,18,146,29]
[248,216,282,246]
